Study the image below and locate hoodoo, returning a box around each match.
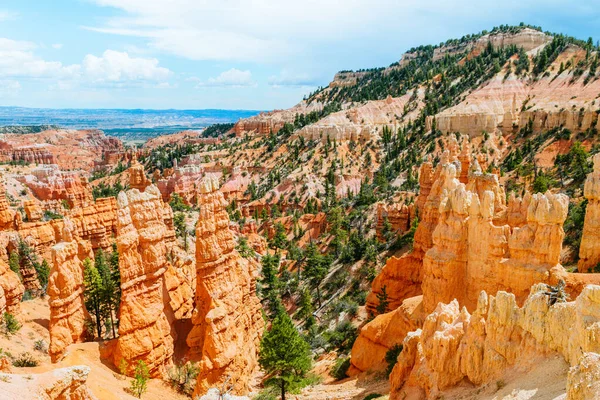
[187,176,264,396]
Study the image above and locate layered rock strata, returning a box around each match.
[48,221,92,362]
[187,176,264,397]
[112,183,175,377]
[578,153,600,272]
[389,284,600,400]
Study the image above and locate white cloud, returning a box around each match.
[195,68,255,87]
[51,43,63,50]
[0,39,171,86]
[0,38,79,79]
[82,50,171,82]
[84,0,575,67]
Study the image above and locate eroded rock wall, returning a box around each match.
[48,221,92,362]
[187,177,264,397]
[389,284,600,400]
[113,184,175,377]
[578,153,600,272]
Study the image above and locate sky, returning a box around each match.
[0,0,599,110]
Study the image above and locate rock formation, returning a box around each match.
[578,153,600,272]
[0,365,96,400]
[389,284,600,400]
[48,220,92,362]
[113,161,195,377]
[20,165,93,209]
[156,164,204,205]
[0,184,15,230]
[354,148,575,375]
[187,176,264,397]
[0,259,23,317]
[113,183,175,377]
[375,202,414,242]
[128,158,151,191]
[67,197,117,252]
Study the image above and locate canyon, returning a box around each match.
[1,23,600,400]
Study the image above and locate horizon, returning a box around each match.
[1,1,600,110]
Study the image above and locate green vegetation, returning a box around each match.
[11,240,49,294]
[12,352,38,367]
[92,181,128,200]
[385,344,403,377]
[167,362,199,396]
[2,312,21,335]
[330,357,351,380]
[259,312,312,400]
[203,122,234,138]
[82,247,121,340]
[169,193,191,212]
[130,360,150,398]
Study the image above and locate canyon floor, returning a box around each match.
[0,298,187,400]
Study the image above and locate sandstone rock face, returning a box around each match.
[234,101,322,137]
[375,202,414,241]
[0,184,15,230]
[0,129,122,171]
[367,150,461,314]
[422,174,568,313]
[579,153,600,272]
[187,177,264,397]
[567,352,600,400]
[48,222,92,362]
[389,284,600,400]
[294,92,422,143]
[128,159,151,192]
[20,165,93,208]
[113,184,175,377]
[349,296,424,376]
[0,259,23,316]
[356,146,574,376]
[0,365,96,400]
[0,146,56,165]
[156,164,204,205]
[67,197,117,252]
[425,45,600,138]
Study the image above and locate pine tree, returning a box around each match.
[173,212,188,250]
[259,312,312,400]
[304,242,331,308]
[376,286,389,315]
[260,254,282,316]
[109,243,121,316]
[8,251,20,278]
[83,258,104,339]
[96,249,119,338]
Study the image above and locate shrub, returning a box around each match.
[385,344,403,377]
[130,360,150,398]
[33,339,47,354]
[330,357,351,380]
[3,313,21,335]
[13,352,38,367]
[364,394,383,400]
[167,362,199,396]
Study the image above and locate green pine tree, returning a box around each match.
[259,312,312,400]
[83,258,105,339]
[96,249,118,338]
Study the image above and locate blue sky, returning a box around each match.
[0,0,599,110]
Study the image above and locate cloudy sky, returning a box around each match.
[0,0,599,110]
